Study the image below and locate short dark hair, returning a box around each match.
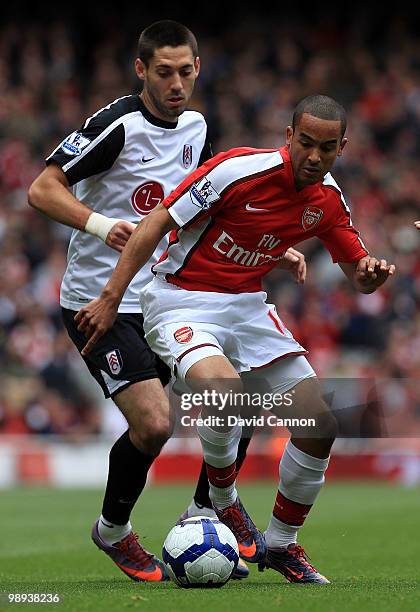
[137,20,198,66]
[292,95,347,137]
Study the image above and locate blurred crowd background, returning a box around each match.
[1,4,420,440]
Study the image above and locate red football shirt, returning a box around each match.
[153,146,368,293]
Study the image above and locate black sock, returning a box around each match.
[102,430,156,525]
[193,436,252,509]
[235,435,251,472]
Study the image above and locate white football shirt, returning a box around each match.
[46,94,210,312]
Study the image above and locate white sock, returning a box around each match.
[186,499,217,519]
[197,422,242,468]
[265,516,298,549]
[265,441,330,548]
[197,422,241,510]
[279,441,330,504]
[98,515,132,545]
[209,481,237,510]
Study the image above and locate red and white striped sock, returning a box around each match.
[206,461,237,509]
[265,440,329,548]
[197,422,241,510]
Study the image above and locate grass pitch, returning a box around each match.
[1,482,419,611]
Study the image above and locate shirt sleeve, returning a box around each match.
[163,147,280,229]
[163,151,231,228]
[197,127,213,165]
[45,116,125,186]
[319,201,369,263]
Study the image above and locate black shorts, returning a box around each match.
[62,308,171,399]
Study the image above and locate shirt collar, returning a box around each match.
[137,95,178,129]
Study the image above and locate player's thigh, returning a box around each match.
[280,374,337,439]
[282,375,328,418]
[235,297,307,370]
[144,314,233,382]
[141,279,242,381]
[186,355,243,420]
[242,354,316,396]
[245,356,336,435]
[62,308,171,399]
[187,355,239,380]
[113,377,171,438]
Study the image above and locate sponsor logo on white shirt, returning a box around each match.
[131,181,164,215]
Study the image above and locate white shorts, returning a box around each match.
[241,354,316,395]
[140,278,311,385]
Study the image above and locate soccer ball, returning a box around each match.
[162,516,239,588]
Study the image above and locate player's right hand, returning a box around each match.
[106,220,136,252]
[74,296,119,355]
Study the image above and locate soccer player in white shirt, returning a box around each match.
[28,20,221,583]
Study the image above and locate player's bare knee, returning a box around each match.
[130,414,172,455]
[145,420,172,454]
[298,394,338,440]
[288,399,337,452]
[315,407,338,441]
[128,396,172,453]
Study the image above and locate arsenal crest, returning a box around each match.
[183,144,193,168]
[302,206,323,231]
[174,326,194,343]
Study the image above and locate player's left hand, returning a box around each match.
[278,247,306,284]
[355,256,395,292]
[105,220,136,252]
[74,296,119,355]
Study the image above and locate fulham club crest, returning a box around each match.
[174,326,194,343]
[106,349,123,375]
[182,144,193,168]
[302,206,323,231]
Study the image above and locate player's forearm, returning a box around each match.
[28,169,132,244]
[100,227,157,304]
[28,172,91,230]
[100,206,176,305]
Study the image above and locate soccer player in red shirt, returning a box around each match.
[75,95,395,584]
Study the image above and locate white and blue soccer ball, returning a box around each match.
[162,516,239,588]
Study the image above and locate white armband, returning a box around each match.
[85,212,122,242]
